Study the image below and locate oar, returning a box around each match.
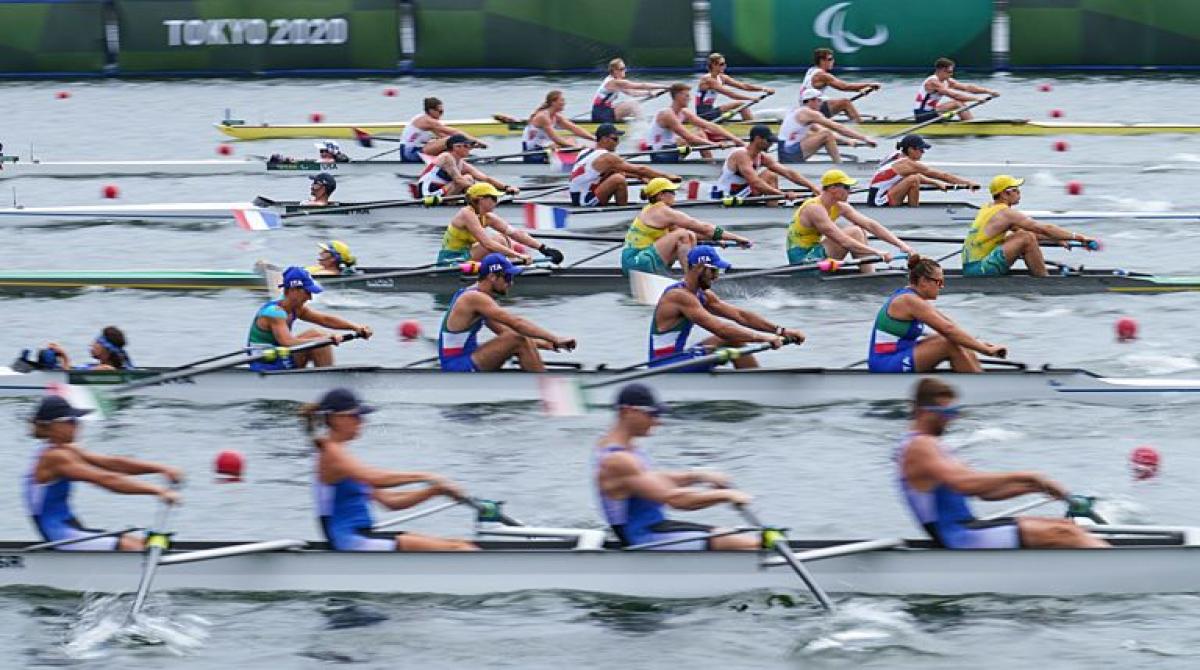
[471,146,584,165]
[566,89,671,123]
[22,527,142,552]
[567,243,624,268]
[282,195,467,219]
[890,235,1099,249]
[848,85,881,102]
[618,143,727,162]
[321,263,473,287]
[713,91,774,124]
[163,347,257,372]
[127,494,176,621]
[373,495,523,532]
[736,505,834,612]
[885,95,997,139]
[584,339,798,390]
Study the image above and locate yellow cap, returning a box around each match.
[820,169,858,188]
[318,240,356,266]
[989,174,1024,196]
[643,177,679,198]
[466,182,505,199]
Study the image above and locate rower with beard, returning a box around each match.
[643,83,744,162]
[898,377,1109,549]
[710,125,818,199]
[649,245,804,370]
[438,253,576,372]
[568,124,679,206]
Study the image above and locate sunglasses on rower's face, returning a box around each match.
[920,404,962,419]
[922,275,945,287]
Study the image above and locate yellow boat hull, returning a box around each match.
[215,117,1200,141]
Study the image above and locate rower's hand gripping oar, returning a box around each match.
[736,504,835,612]
[884,94,997,140]
[713,91,774,125]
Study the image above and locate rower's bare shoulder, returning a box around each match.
[598,449,640,473]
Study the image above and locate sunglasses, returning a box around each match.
[626,404,664,418]
[919,404,962,419]
[921,275,945,287]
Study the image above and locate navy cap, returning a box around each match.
[615,383,669,416]
[309,172,337,190]
[898,134,932,151]
[479,252,524,278]
[748,124,777,143]
[687,244,732,270]
[446,134,472,147]
[34,395,91,422]
[595,123,625,139]
[279,266,324,294]
[318,387,376,415]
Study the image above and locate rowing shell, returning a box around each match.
[6,365,1200,407]
[1,528,1197,597]
[0,157,264,179]
[1,199,1192,229]
[215,117,1200,141]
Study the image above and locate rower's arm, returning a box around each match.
[939,79,981,102]
[901,296,995,355]
[841,204,914,254]
[612,156,677,182]
[810,209,886,256]
[908,161,977,188]
[263,315,307,347]
[296,304,371,336]
[462,162,512,193]
[462,214,523,258]
[683,110,744,145]
[373,483,457,510]
[486,215,547,254]
[1008,210,1092,243]
[474,295,566,344]
[951,79,998,97]
[555,114,596,142]
[663,111,711,146]
[701,292,782,339]
[51,452,173,497]
[824,74,879,93]
[430,119,482,145]
[906,436,1046,499]
[706,77,755,100]
[615,79,663,94]
[760,155,819,194]
[80,450,182,482]
[815,115,874,144]
[605,452,743,511]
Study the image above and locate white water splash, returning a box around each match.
[1090,195,1173,213]
[952,426,1024,449]
[59,593,210,660]
[801,601,918,654]
[996,306,1073,319]
[1119,352,1200,375]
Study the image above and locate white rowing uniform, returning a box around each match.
[914,76,943,118]
[522,118,553,152]
[644,109,685,151]
[400,114,436,162]
[568,148,609,207]
[591,76,623,122]
[799,66,828,102]
[778,108,812,150]
[713,149,762,198]
[416,155,467,197]
[868,151,905,206]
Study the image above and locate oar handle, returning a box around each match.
[463,497,524,526]
[586,339,798,388]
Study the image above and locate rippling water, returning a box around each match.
[3,73,1200,667]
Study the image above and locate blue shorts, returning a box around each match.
[621,246,670,277]
[249,352,296,372]
[648,347,714,372]
[570,190,600,207]
[935,518,1020,550]
[914,109,939,123]
[868,344,915,373]
[648,145,681,163]
[399,144,426,163]
[522,143,549,164]
[440,353,478,372]
[696,104,719,121]
[776,141,807,164]
[962,247,1010,277]
[787,244,827,265]
[624,520,714,550]
[591,106,616,123]
[437,248,471,266]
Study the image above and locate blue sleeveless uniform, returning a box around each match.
[438,287,485,372]
[23,446,119,550]
[648,282,714,371]
[867,287,925,373]
[895,432,1019,549]
[246,299,297,372]
[314,466,395,551]
[594,445,713,549]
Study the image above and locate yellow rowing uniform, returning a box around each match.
[437,209,490,265]
[621,202,671,276]
[624,202,669,250]
[962,202,1011,276]
[786,198,840,264]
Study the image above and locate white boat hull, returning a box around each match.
[0,159,263,179]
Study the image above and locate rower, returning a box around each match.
[247,266,373,371]
[307,388,476,551]
[777,89,877,163]
[522,90,595,163]
[867,255,1006,373]
[643,82,744,162]
[315,140,350,164]
[398,97,487,163]
[591,58,668,123]
[568,124,679,206]
[437,182,564,267]
[40,326,134,371]
[25,395,182,551]
[798,48,881,123]
[898,378,1110,549]
[622,178,751,277]
[438,253,576,372]
[307,240,358,277]
[594,383,758,550]
[415,134,518,199]
[303,172,336,206]
[914,57,999,122]
[867,135,980,207]
[649,245,803,369]
[786,169,913,270]
[710,125,819,199]
[695,53,774,121]
[963,175,1098,277]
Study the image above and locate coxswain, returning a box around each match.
[591,58,669,123]
[437,183,564,266]
[710,125,819,199]
[649,245,803,369]
[694,53,774,121]
[24,395,182,551]
[568,124,679,206]
[594,383,758,550]
[247,266,373,371]
[522,90,595,163]
[867,255,1006,373]
[867,135,980,207]
[303,172,336,206]
[438,253,576,372]
[398,97,487,163]
[643,83,744,162]
[415,134,518,199]
[621,178,751,276]
[315,140,351,164]
[963,175,1098,277]
[42,326,134,371]
[786,169,913,270]
[914,58,999,122]
[798,48,881,123]
[777,89,878,163]
[307,388,476,551]
[307,240,358,277]
[897,378,1110,549]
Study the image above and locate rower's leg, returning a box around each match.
[938,100,970,120]
[888,175,923,207]
[595,173,629,206]
[470,332,544,372]
[293,329,333,367]
[756,170,781,206]
[913,335,982,372]
[117,533,145,551]
[825,225,874,272]
[826,98,862,124]
[698,335,760,368]
[396,533,479,551]
[614,101,640,121]
[802,128,840,161]
[1004,230,1047,277]
[710,530,761,550]
[423,138,449,155]
[1016,518,1111,548]
[653,228,698,270]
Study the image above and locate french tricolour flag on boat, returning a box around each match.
[523,203,570,230]
[233,208,281,231]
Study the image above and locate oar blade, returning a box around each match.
[538,375,588,416]
[629,270,675,306]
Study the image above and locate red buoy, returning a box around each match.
[215,449,245,479]
[397,320,423,341]
[1050,109,1064,118]
[217,143,233,156]
[101,184,120,199]
[1066,180,1083,196]
[1130,446,1159,480]
[55,91,71,100]
[1038,83,1053,93]
[1053,140,1069,152]
[383,88,398,97]
[310,112,324,123]
[1116,316,1138,342]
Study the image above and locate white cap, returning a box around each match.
[801,88,823,102]
[314,140,341,153]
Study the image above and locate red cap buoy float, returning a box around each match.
[397,320,423,341]
[310,112,324,123]
[1115,316,1138,342]
[1130,446,1160,480]
[215,449,245,480]
[383,88,398,97]
[102,184,120,199]
[55,91,71,100]
[1050,109,1064,118]
[1038,83,1053,92]
[1053,140,1069,152]
[1066,180,1083,196]
[217,143,233,156]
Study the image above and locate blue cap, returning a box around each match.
[687,245,732,270]
[318,387,375,415]
[279,266,323,294]
[34,395,92,422]
[615,383,669,416]
[479,253,524,278]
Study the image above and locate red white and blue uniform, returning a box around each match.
[595,445,713,549]
[914,76,944,121]
[867,151,905,207]
[438,286,485,372]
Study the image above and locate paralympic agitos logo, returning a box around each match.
[813,2,889,53]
